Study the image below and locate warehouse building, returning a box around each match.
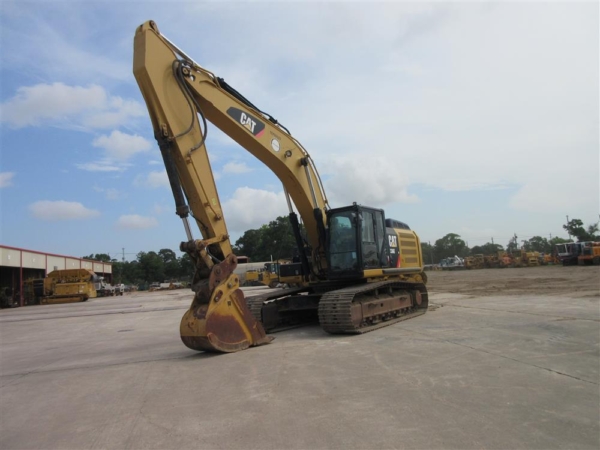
[0,245,112,307]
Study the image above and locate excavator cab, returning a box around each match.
[327,205,389,279]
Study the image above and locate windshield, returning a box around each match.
[555,244,567,255]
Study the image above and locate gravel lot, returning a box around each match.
[1,265,598,449]
[427,264,599,297]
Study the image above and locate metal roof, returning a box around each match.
[0,244,112,274]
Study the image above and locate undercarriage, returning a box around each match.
[246,280,428,334]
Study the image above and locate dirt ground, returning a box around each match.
[426,264,600,297]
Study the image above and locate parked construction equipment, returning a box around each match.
[578,242,600,265]
[244,262,283,288]
[556,242,582,265]
[27,269,98,304]
[464,254,485,270]
[439,256,464,270]
[96,277,116,297]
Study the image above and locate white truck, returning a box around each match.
[95,278,116,297]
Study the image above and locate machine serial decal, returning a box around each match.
[227,107,265,137]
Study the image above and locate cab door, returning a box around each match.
[360,209,389,269]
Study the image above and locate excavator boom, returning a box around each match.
[134,21,328,261]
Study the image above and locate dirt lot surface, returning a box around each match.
[1,271,599,449]
[426,265,599,297]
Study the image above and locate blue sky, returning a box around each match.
[1,1,598,261]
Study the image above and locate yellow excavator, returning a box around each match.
[133,21,428,353]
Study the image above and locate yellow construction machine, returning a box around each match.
[27,269,98,304]
[497,251,512,268]
[244,261,302,288]
[483,254,499,268]
[521,251,540,267]
[133,21,428,353]
[464,254,485,270]
[507,250,539,268]
[578,242,600,265]
[244,262,283,288]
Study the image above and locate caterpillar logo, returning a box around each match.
[226,107,265,137]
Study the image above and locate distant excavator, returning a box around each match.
[133,20,429,353]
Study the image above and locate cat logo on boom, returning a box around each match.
[226,107,265,138]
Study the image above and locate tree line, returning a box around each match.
[82,249,194,288]
[233,215,599,265]
[83,216,598,285]
[419,218,598,264]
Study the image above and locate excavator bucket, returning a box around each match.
[180,254,272,353]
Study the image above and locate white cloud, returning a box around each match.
[83,98,146,129]
[0,172,15,188]
[76,161,123,172]
[116,215,158,230]
[92,130,152,161]
[105,189,120,201]
[222,187,288,232]
[180,2,597,216]
[0,83,145,130]
[1,83,106,128]
[222,162,253,174]
[153,203,170,215]
[148,160,162,166]
[0,87,151,178]
[133,170,169,189]
[93,186,121,200]
[1,9,130,83]
[29,201,100,221]
[322,157,419,206]
[2,2,598,246]
[509,165,599,215]
[76,131,151,173]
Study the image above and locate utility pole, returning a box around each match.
[565,215,571,240]
[491,237,494,245]
[120,247,125,284]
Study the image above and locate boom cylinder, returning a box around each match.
[157,136,193,240]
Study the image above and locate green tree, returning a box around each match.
[549,236,570,246]
[563,218,599,242]
[178,253,194,281]
[158,248,179,280]
[234,229,264,260]
[126,260,144,284]
[434,233,469,260]
[506,234,519,253]
[471,243,503,255]
[82,253,113,262]
[234,216,300,262]
[421,242,436,265]
[137,251,165,283]
[524,236,551,253]
[261,216,298,261]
